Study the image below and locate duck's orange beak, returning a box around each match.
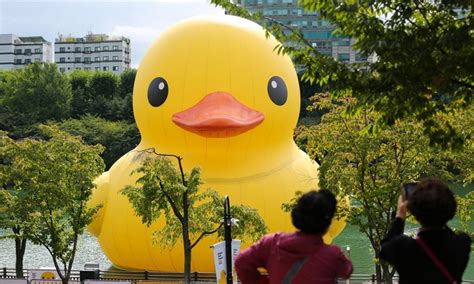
[172,92,264,138]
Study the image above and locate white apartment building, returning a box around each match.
[0,34,53,70]
[55,33,131,74]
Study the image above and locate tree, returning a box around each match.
[211,0,473,148]
[1,125,104,284]
[0,131,38,278]
[295,95,474,283]
[121,149,267,284]
[57,115,140,169]
[0,63,72,137]
[119,69,137,122]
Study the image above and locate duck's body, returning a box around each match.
[88,15,344,272]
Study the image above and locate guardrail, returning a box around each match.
[1,268,473,283]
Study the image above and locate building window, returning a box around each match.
[59,57,66,62]
[59,47,65,52]
[103,66,109,71]
[95,67,101,71]
[95,57,100,62]
[59,68,65,72]
[34,48,41,53]
[75,47,81,52]
[75,57,81,63]
[103,56,109,61]
[337,53,350,62]
[84,57,91,64]
[14,49,22,54]
[24,49,32,55]
[112,66,119,71]
[112,56,119,60]
[34,58,41,62]
[84,47,91,53]
[75,67,81,70]
[113,45,119,50]
[355,53,368,61]
[84,67,91,71]
[95,46,101,51]
[103,46,109,51]
[15,59,22,64]
[25,59,31,64]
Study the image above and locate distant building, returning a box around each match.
[233,0,373,64]
[55,33,131,74]
[0,34,53,70]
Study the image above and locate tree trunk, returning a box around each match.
[375,263,382,284]
[182,193,191,284]
[13,227,26,278]
[382,262,393,284]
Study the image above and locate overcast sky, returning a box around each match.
[0,0,225,68]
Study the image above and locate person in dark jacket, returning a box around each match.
[380,178,471,284]
[235,189,353,284]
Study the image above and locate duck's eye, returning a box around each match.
[148,77,168,107]
[267,76,287,106]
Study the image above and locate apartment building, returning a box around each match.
[55,33,131,74]
[234,0,372,63]
[0,34,53,70]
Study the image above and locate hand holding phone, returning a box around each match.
[403,182,417,200]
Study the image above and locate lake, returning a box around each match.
[1,222,472,279]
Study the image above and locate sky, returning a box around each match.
[0,0,225,68]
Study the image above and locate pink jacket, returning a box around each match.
[235,232,353,284]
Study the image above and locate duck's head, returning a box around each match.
[133,15,300,175]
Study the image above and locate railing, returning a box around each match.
[2,268,474,283]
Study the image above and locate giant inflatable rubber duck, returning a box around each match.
[88,15,345,272]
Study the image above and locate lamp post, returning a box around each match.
[346,246,351,284]
[223,196,233,284]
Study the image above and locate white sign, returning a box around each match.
[213,240,241,283]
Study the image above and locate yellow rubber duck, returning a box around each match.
[88,15,345,272]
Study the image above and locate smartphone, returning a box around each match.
[403,183,417,200]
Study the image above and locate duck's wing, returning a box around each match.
[87,171,110,237]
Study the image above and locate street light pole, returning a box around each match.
[223,196,233,284]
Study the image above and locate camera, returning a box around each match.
[402,182,417,200]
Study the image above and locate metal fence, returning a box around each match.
[1,268,473,284]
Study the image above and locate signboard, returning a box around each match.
[29,269,59,281]
[212,240,241,283]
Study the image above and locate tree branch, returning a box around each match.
[190,223,223,249]
[158,179,184,223]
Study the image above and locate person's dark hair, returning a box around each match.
[407,178,457,228]
[291,189,337,234]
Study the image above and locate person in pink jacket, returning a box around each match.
[235,189,353,284]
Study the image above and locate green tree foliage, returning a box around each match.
[0,63,71,137]
[119,69,137,122]
[121,150,267,284]
[0,126,104,284]
[68,70,135,121]
[0,131,36,277]
[212,0,473,148]
[57,115,140,169]
[295,95,474,282]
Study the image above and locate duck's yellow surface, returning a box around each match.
[88,15,345,272]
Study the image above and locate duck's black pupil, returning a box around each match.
[148,77,168,107]
[267,76,287,106]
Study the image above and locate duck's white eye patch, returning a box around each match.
[267,76,287,106]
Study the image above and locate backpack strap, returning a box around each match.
[415,236,457,284]
[282,256,310,284]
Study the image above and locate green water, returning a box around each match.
[334,222,473,279]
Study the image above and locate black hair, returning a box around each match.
[291,189,337,234]
[407,178,457,228]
